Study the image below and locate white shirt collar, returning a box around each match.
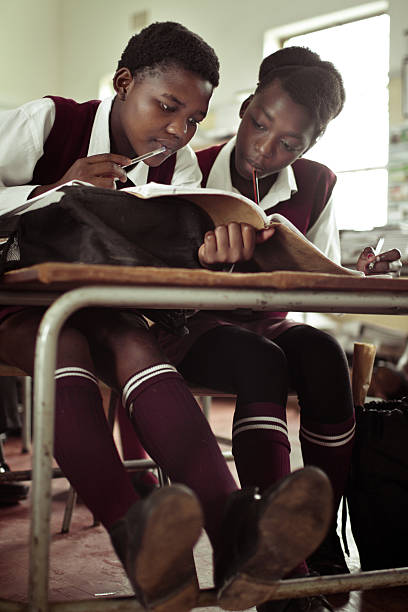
[87,95,148,185]
[206,135,298,215]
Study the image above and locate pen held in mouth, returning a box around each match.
[252,168,260,205]
[122,145,167,171]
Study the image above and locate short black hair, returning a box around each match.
[117,21,219,87]
[256,46,345,142]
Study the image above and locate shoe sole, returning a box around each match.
[218,466,333,610]
[129,484,203,612]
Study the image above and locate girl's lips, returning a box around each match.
[246,159,265,176]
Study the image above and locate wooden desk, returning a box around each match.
[1,263,408,612]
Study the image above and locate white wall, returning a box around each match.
[0,0,60,108]
[59,0,407,108]
[1,0,407,116]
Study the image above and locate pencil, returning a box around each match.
[252,168,260,204]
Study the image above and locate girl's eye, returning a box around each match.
[252,117,265,130]
[160,102,177,113]
[281,139,302,153]
[188,117,199,127]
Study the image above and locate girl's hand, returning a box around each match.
[59,153,132,188]
[357,246,402,276]
[198,223,275,269]
[29,153,132,198]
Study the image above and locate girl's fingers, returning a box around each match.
[366,249,402,275]
[200,223,258,265]
[87,153,132,166]
[376,248,402,262]
[256,227,276,244]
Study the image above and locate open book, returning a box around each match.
[122,182,362,276]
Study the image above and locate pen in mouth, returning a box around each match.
[252,168,260,204]
[123,145,167,171]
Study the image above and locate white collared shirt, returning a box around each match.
[0,95,202,215]
[205,136,340,263]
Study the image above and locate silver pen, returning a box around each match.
[122,146,167,171]
[368,236,385,271]
[374,236,385,256]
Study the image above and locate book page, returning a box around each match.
[123,183,269,229]
[124,185,361,276]
[254,222,363,276]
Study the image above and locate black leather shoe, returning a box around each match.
[0,482,29,505]
[307,527,349,576]
[109,484,203,612]
[215,467,333,611]
[130,470,159,498]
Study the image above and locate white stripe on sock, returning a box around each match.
[300,423,355,442]
[122,363,178,407]
[232,423,289,438]
[54,367,98,385]
[233,416,288,433]
[300,424,355,448]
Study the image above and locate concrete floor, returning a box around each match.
[1,397,407,611]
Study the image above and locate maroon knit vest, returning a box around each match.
[196,143,336,235]
[31,96,176,186]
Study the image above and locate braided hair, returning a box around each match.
[256,46,345,141]
[117,21,219,87]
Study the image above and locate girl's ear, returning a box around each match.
[239,95,254,118]
[113,67,133,100]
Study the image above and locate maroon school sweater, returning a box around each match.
[196,143,336,235]
[31,96,176,186]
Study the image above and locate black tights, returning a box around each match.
[179,324,354,424]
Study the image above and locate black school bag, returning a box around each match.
[345,397,408,570]
[0,184,214,334]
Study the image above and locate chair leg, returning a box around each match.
[200,395,212,420]
[0,434,10,473]
[61,485,77,534]
[157,466,170,487]
[21,376,32,454]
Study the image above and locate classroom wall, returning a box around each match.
[1,0,406,118]
[0,0,60,108]
[58,0,407,109]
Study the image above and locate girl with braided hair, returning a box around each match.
[153,46,401,611]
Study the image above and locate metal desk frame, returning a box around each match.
[1,279,408,612]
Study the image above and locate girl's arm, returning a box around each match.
[0,98,55,214]
[0,98,132,211]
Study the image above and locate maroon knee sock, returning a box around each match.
[117,398,148,460]
[121,363,237,545]
[116,397,158,489]
[300,414,356,514]
[54,367,138,529]
[232,401,291,492]
[232,402,309,577]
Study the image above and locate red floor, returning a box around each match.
[1,398,407,611]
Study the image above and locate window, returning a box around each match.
[266,13,390,230]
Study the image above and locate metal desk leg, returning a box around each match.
[26,285,408,612]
